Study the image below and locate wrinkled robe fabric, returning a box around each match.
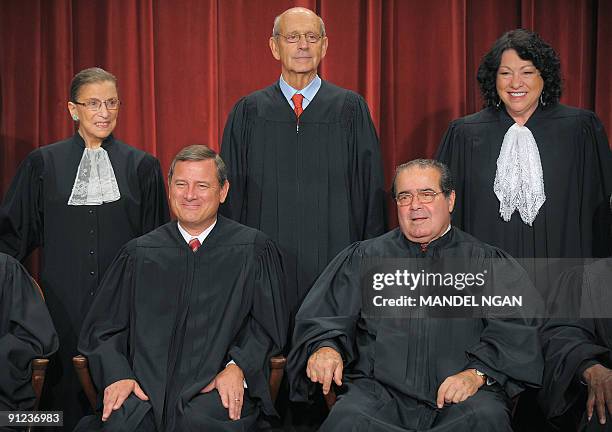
[220,80,386,314]
[436,104,612,259]
[540,259,612,431]
[0,133,169,429]
[288,227,543,431]
[0,252,58,411]
[75,217,287,431]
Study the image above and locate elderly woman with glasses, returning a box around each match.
[437,29,612,261]
[0,67,169,429]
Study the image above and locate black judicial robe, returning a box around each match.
[540,259,612,431]
[0,253,58,411]
[436,104,612,259]
[220,80,386,312]
[76,217,287,431]
[288,227,543,431]
[0,133,169,428]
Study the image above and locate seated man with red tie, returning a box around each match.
[74,145,287,431]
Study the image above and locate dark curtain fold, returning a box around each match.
[2,0,611,225]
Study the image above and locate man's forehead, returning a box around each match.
[279,11,319,31]
[175,159,213,168]
[173,159,216,175]
[397,167,441,190]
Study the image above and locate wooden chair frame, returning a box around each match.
[73,355,287,411]
[29,279,51,432]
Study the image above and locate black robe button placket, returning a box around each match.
[88,208,98,295]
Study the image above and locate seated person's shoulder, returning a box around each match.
[124,222,176,252]
[0,252,18,268]
[358,229,397,251]
[324,229,398,263]
[216,216,273,248]
[0,253,35,282]
[452,228,512,258]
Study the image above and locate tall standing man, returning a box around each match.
[221,7,386,315]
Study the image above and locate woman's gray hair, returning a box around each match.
[168,145,228,186]
[70,67,117,102]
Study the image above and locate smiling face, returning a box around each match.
[496,49,544,124]
[168,159,229,236]
[395,166,455,244]
[68,80,119,148]
[269,8,328,89]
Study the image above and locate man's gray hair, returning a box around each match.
[272,9,326,37]
[168,145,228,186]
[392,159,454,198]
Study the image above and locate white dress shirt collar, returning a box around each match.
[279,74,321,110]
[177,220,217,245]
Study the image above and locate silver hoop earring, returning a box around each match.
[539,94,546,106]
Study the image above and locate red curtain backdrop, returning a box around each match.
[2,0,611,224]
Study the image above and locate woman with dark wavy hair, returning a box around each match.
[437,29,612,260]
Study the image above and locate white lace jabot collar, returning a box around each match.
[493,123,546,226]
[67,147,120,206]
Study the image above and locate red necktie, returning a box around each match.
[189,238,201,253]
[420,243,428,253]
[292,93,304,118]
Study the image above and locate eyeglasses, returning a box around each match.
[275,32,323,44]
[395,191,445,206]
[73,98,121,111]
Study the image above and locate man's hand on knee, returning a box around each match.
[436,369,485,409]
[583,363,612,425]
[201,363,245,421]
[306,347,343,395]
[102,379,149,422]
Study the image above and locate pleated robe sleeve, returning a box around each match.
[436,109,612,258]
[464,318,543,398]
[226,236,288,416]
[287,243,363,402]
[220,97,251,222]
[580,111,612,258]
[539,266,612,420]
[346,95,386,239]
[463,250,544,398]
[435,120,467,230]
[0,254,58,409]
[0,151,44,260]
[540,318,608,419]
[78,246,137,392]
[136,155,170,234]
